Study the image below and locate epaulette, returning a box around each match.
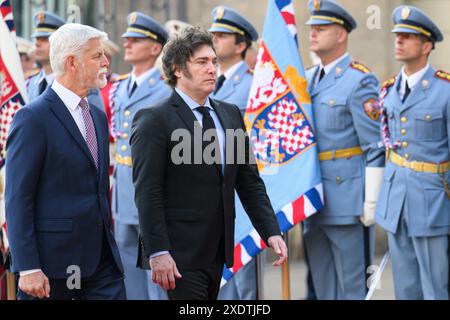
[246,68,254,75]
[25,68,40,79]
[350,61,371,74]
[435,70,450,83]
[382,76,397,90]
[115,73,130,81]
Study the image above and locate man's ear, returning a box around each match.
[173,66,181,79]
[336,27,348,44]
[65,55,77,73]
[235,41,247,56]
[151,42,163,56]
[422,41,433,56]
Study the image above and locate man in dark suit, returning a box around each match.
[130,27,287,300]
[5,23,126,300]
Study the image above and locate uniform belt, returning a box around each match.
[115,154,132,167]
[389,151,450,174]
[318,146,363,161]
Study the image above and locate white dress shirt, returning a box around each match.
[398,63,430,101]
[129,67,157,95]
[37,71,55,88]
[314,52,349,87]
[219,60,245,80]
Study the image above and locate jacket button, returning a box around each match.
[336,176,342,184]
[402,141,408,148]
[404,153,410,160]
[401,117,407,123]
[401,129,407,136]
[121,145,127,152]
[425,115,432,121]
[123,122,129,129]
[124,110,131,117]
[122,133,129,139]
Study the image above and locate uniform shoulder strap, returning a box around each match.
[435,70,450,83]
[381,75,397,91]
[350,61,371,74]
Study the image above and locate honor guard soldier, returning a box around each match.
[209,6,258,115]
[375,5,449,300]
[110,12,171,300]
[26,11,66,101]
[303,0,385,299]
[16,37,36,77]
[208,6,259,300]
[26,11,104,109]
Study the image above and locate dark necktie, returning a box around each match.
[402,80,411,103]
[79,99,99,170]
[38,78,48,94]
[214,75,226,94]
[318,68,325,83]
[129,81,138,97]
[195,106,221,166]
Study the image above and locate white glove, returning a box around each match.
[360,167,385,227]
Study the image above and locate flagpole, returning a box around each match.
[256,252,264,299]
[281,233,291,300]
[6,271,15,300]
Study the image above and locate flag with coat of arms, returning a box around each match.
[221,0,324,287]
[1,0,28,254]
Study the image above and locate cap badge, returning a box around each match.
[130,12,138,24]
[216,7,225,20]
[37,12,46,23]
[401,6,411,20]
[313,0,321,11]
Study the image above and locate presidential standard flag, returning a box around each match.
[221,0,324,286]
[1,0,27,254]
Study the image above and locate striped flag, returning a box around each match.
[221,0,324,287]
[1,0,27,254]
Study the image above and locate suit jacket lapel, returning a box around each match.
[308,66,319,94]
[46,89,98,172]
[214,63,248,100]
[390,74,402,111]
[90,107,105,180]
[172,91,199,136]
[311,55,350,97]
[400,67,434,112]
[113,75,131,109]
[125,69,162,109]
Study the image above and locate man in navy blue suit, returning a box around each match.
[5,23,126,300]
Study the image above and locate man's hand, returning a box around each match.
[267,235,288,266]
[360,201,376,227]
[18,271,51,299]
[149,253,182,291]
[361,167,385,227]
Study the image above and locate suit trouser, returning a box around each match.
[18,227,126,300]
[303,223,369,300]
[114,222,167,300]
[168,240,225,300]
[387,213,449,300]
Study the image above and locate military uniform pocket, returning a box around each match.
[415,110,445,141]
